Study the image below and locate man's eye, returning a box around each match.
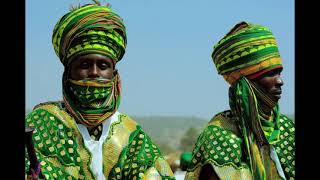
[99,63,110,69]
[80,62,89,69]
[267,72,276,76]
[272,70,282,76]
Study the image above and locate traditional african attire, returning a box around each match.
[185,22,295,180]
[25,3,174,180]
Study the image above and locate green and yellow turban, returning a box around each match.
[52,3,127,66]
[211,22,282,85]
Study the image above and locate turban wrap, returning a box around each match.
[52,3,127,66]
[212,22,282,85]
[52,3,125,128]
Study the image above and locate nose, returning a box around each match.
[88,64,100,78]
[275,75,284,87]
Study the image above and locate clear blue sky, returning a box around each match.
[26,0,294,120]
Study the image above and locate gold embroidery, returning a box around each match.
[208,112,240,136]
[154,157,174,177]
[102,114,137,177]
[44,156,79,179]
[185,167,201,180]
[142,167,162,180]
[186,163,252,180]
[213,163,252,180]
[37,104,94,179]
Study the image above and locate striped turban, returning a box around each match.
[52,3,127,67]
[212,22,282,85]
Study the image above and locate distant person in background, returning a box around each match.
[174,152,192,180]
[25,1,174,179]
[180,152,192,172]
[185,22,295,180]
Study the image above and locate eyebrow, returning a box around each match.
[76,58,113,66]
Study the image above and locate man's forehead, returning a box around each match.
[260,67,283,78]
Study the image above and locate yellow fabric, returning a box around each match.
[36,104,95,179]
[260,146,283,180]
[250,139,267,179]
[102,114,138,177]
[223,57,282,85]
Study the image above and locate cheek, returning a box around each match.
[70,69,88,80]
[100,70,114,79]
[260,78,276,90]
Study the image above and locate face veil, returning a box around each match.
[62,70,121,127]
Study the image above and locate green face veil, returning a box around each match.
[52,2,126,127]
[63,74,122,127]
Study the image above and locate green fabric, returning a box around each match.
[63,73,121,128]
[186,111,295,180]
[108,126,175,179]
[87,124,103,141]
[186,111,252,180]
[25,102,174,179]
[186,76,294,179]
[229,76,280,146]
[260,116,281,145]
[68,78,114,105]
[25,104,91,179]
[52,2,125,128]
[187,111,248,169]
[229,76,281,179]
[273,115,295,178]
[52,3,126,66]
[249,80,281,145]
[211,21,282,75]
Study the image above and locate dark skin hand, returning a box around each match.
[69,54,116,80]
[253,68,284,101]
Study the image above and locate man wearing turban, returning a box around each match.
[25,1,174,179]
[185,22,295,180]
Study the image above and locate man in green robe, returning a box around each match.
[25,1,175,179]
[185,22,295,180]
